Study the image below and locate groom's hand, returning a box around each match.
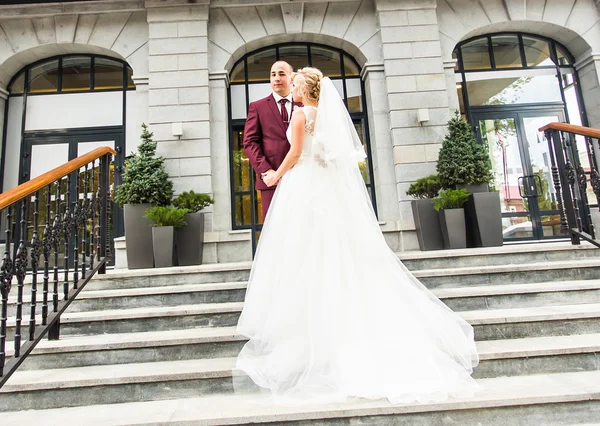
[262,170,279,187]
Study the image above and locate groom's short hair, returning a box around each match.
[273,60,293,74]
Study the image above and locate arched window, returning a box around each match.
[8,55,134,95]
[228,43,375,241]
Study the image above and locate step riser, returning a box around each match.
[401,247,600,270]
[421,266,600,288]
[7,313,600,341]
[3,351,599,412]
[442,289,600,311]
[474,318,600,341]
[5,289,247,316]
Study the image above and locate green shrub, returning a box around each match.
[172,191,214,213]
[406,174,442,199]
[144,206,190,227]
[436,111,493,188]
[114,124,174,207]
[433,189,470,211]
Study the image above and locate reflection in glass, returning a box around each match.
[523,37,551,67]
[95,58,123,90]
[467,72,562,106]
[279,45,308,71]
[127,67,135,89]
[346,78,362,112]
[62,57,92,91]
[491,35,522,68]
[232,129,251,192]
[29,60,59,93]
[230,85,247,119]
[354,121,370,186]
[247,49,276,81]
[556,47,571,66]
[231,61,246,83]
[235,194,253,227]
[343,55,359,77]
[9,72,25,94]
[310,47,342,77]
[461,38,491,70]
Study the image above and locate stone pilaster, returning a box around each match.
[575,53,600,129]
[145,0,212,214]
[376,0,449,227]
[0,87,7,192]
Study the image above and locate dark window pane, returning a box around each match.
[247,48,276,82]
[29,60,59,93]
[279,45,308,72]
[354,121,370,185]
[310,46,342,77]
[523,37,551,67]
[457,82,466,116]
[452,49,460,70]
[556,46,572,66]
[343,54,359,77]
[232,129,251,192]
[461,38,491,70]
[346,78,362,113]
[94,58,123,90]
[231,60,245,83]
[62,57,91,91]
[492,35,522,68]
[235,194,253,226]
[9,72,25,94]
[126,66,135,89]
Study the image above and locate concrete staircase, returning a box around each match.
[2,242,600,425]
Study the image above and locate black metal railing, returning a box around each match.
[0,146,115,388]
[540,122,600,248]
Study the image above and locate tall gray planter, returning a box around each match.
[176,212,205,266]
[456,183,489,194]
[411,199,444,251]
[152,226,176,268]
[124,203,154,269]
[465,192,503,248]
[439,208,467,249]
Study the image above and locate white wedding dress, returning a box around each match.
[235,79,479,405]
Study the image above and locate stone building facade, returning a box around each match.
[1,0,599,265]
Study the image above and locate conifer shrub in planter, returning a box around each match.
[114,124,174,269]
[172,191,214,266]
[406,174,444,251]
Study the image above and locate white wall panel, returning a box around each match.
[3,97,23,191]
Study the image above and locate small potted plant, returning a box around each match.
[144,206,190,268]
[437,111,502,247]
[114,124,174,269]
[406,174,444,251]
[433,189,470,249]
[172,191,214,266]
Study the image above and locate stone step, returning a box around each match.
[415,259,600,288]
[5,301,600,342]
[5,282,248,317]
[397,241,600,270]
[8,279,600,318]
[3,334,600,412]
[2,370,599,425]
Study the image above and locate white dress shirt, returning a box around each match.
[272,92,293,119]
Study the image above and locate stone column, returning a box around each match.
[145,0,212,217]
[376,0,450,249]
[575,53,600,129]
[0,87,7,192]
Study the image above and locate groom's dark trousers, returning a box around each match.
[243,94,301,221]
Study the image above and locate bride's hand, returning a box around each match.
[262,170,279,187]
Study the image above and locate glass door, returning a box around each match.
[473,108,566,241]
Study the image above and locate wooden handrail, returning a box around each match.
[0,146,116,211]
[538,122,600,139]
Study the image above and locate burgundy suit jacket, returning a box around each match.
[243,94,302,191]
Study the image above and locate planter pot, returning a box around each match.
[439,208,467,249]
[465,192,503,248]
[176,212,205,266]
[152,226,176,268]
[411,199,444,251]
[123,203,154,269]
[456,183,489,194]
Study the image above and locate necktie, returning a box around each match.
[279,98,289,128]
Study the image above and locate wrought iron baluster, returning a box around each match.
[73,170,80,289]
[0,206,14,376]
[42,184,51,326]
[586,136,600,210]
[97,154,111,272]
[545,130,569,234]
[90,160,96,271]
[81,165,89,281]
[562,132,583,233]
[49,179,62,340]
[30,191,41,341]
[14,200,28,357]
[63,173,72,300]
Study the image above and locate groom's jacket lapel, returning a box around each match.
[266,95,287,135]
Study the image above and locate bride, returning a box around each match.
[235,67,479,405]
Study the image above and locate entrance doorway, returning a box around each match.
[472,106,566,241]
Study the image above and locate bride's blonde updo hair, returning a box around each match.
[292,67,324,103]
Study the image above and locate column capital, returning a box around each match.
[574,52,600,70]
[443,59,458,70]
[209,70,230,87]
[360,62,385,80]
[0,87,8,100]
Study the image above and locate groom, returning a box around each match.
[243,60,301,220]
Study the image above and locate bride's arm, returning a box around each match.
[263,110,305,186]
